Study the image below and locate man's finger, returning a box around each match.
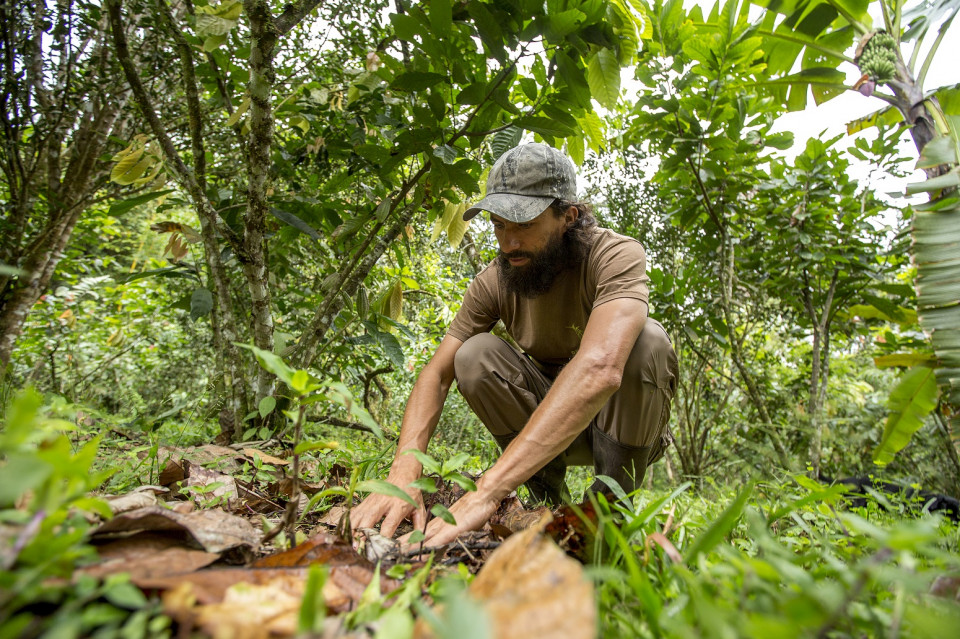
[380,510,403,538]
[412,504,426,531]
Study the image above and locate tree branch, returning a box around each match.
[275,0,324,36]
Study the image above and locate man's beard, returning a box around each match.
[497,227,591,298]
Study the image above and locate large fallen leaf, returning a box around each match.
[417,512,595,639]
[164,576,318,639]
[80,532,220,581]
[103,486,166,515]
[92,506,260,554]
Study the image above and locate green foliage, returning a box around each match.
[0,390,163,637]
[590,478,960,638]
[874,365,940,465]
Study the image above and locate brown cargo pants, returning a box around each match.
[453,319,679,498]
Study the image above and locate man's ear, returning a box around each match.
[564,205,579,228]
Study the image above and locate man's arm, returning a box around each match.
[352,334,463,536]
[412,298,647,546]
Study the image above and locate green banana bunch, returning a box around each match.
[856,31,898,84]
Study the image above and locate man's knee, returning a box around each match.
[622,321,678,394]
[453,332,506,396]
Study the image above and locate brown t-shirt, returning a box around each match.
[446,227,649,367]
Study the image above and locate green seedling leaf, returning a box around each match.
[430,503,456,525]
[407,530,426,544]
[444,473,477,492]
[356,479,417,507]
[408,477,439,493]
[404,449,442,475]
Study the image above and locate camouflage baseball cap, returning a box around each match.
[463,143,577,222]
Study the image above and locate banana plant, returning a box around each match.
[692,0,960,454]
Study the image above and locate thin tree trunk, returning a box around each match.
[0,99,122,369]
[242,0,277,407]
[107,0,250,433]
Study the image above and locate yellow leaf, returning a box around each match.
[112,155,154,186]
[387,280,402,322]
[226,97,250,127]
[430,200,457,243]
[446,203,470,248]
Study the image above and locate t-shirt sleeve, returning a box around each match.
[590,235,650,309]
[446,263,500,341]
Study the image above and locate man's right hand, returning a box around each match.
[351,475,427,538]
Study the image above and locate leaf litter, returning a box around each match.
[72,442,600,637]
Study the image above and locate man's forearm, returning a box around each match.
[476,299,647,502]
[388,336,461,481]
[476,355,619,501]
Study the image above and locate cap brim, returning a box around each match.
[463,193,556,222]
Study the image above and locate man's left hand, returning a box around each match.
[400,488,502,549]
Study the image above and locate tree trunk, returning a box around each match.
[242,0,278,407]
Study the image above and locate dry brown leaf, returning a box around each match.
[319,504,348,527]
[162,573,347,639]
[92,506,260,554]
[241,448,290,466]
[252,532,362,569]
[418,512,595,639]
[80,533,220,581]
[104,487,165,515]
[158,459,186,486]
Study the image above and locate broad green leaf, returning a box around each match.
[356,479,417,507]
[873,365,939,465]
[490,126,522,159]
[567,133,585,165]
[111,150,153,186]
[514,116,575,138]
[391,72,448,92]
[294,440,340,454]
[430,503,457,525]
[190,288,213,321]
[430,0,452,36]
[586,49,621,110]
[846,106,904,135]
[906,168,960,195]
[0,453,52,506]
[258,396,276,418]
[237,343,296,387]
[203,33,228,51]
[546,9,586,38]
[917,135,958,169]
[578,111,605,152]
[270,208,321,240]
[109,189,174,216]
[375,330,404,369]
